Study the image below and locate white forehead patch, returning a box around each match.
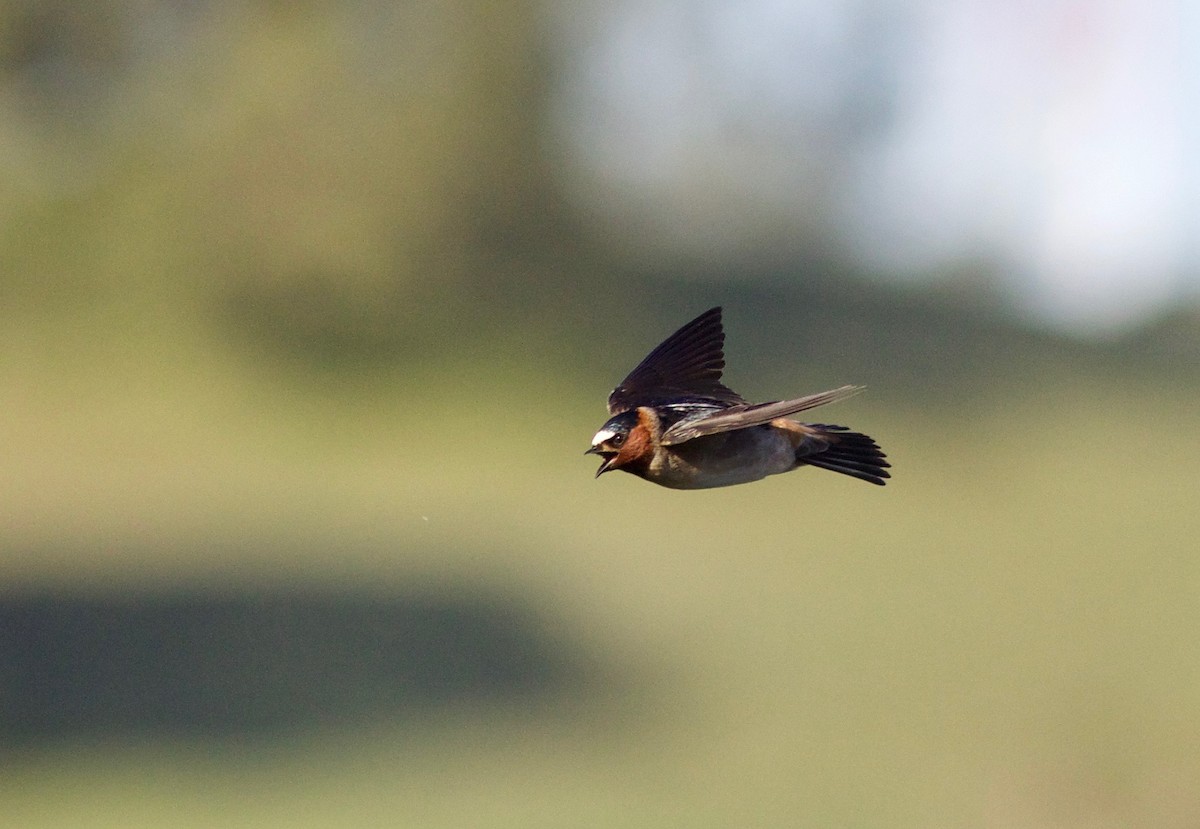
[591,428,617,447]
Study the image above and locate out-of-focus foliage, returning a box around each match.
[2,0,569,359]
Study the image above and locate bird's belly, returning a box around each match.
[650,428,796,489]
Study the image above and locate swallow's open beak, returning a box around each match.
[584,445,616,477]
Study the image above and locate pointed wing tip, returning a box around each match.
[828,384,866,402]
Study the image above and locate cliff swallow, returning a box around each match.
[586,307,889,489]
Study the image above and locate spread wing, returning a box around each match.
[660,385,865,446]
[607,307,745,415]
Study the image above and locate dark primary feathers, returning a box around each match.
[607,306,745,414]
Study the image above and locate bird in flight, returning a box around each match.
[586,307,890,489]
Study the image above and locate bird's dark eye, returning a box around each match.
[610,433,626,447]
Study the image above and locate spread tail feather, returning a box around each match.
[796,424,890,486]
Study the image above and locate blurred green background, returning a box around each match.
[3,2,1199,826]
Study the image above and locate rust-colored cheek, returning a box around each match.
[610,414,657,474]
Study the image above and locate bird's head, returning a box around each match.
[585,409,654,478]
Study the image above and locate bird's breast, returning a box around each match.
[644,426,797,489]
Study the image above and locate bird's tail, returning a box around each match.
[796,424,891,486]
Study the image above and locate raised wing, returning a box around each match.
[607,307,745,414]
[659,385,865,445]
